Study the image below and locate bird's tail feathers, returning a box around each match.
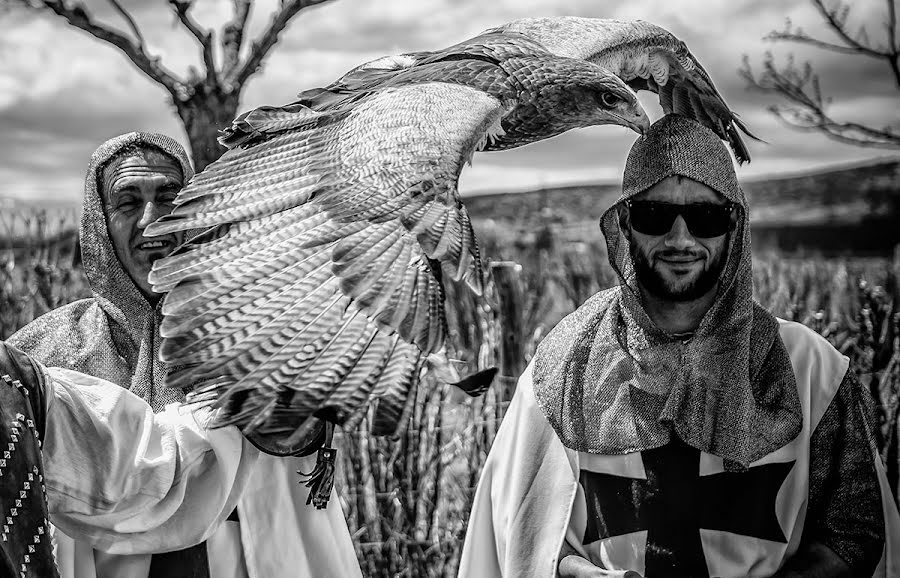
[729,114,766,165]
[425,351,497,399]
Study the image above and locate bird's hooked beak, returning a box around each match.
[612,108,651,135]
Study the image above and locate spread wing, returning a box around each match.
[490,17,757,163]
[293,31,552,114]
[145,81,505,440]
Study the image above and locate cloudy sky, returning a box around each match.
[1,0,898,205]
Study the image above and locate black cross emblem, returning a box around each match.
[581,437,794,577]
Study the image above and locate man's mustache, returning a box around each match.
[655,250,705,259]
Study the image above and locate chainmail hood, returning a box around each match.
[10,133,194,411]
[83,132,194,343]
[532,115,801,468]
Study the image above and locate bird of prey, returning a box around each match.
[314,17,757,163]
[145,31,649,445]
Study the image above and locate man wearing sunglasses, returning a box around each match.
[459,115,898,577]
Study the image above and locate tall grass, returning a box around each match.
[2,210,897,577]
[0,207,87,337]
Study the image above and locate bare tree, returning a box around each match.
[740,0,900,149]
[8,0,334,171]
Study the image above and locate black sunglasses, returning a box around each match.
[625,200,737,238]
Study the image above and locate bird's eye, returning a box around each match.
[599,93,621,108]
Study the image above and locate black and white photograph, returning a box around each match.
[1,1,899,576]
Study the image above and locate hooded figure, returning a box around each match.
[10,133,361,578]
[459,115,899,577]
[10,132,190,411]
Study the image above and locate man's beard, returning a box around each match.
[630,244,729,302]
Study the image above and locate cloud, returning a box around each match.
[1,0,896,206]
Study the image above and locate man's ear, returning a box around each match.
[616,203,632,240]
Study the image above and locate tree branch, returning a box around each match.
[222,0,252,84]
[889,0,899,52]
[885,0,900,88]
[811,0,888,57]
[770,104,900,148]
[740,54,900,149]
[166,0,217,85]
[38,0,185,100]
[106,0,145,51]
[766,30,884,57]
[228,0,332,87]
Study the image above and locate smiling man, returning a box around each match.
[11,133,191,414]
[9,133,360,578]
[459,115,899,577]
[101,143,184,303]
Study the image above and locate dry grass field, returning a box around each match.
[2,207,897,577]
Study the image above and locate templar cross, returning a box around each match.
[581,436,794,576]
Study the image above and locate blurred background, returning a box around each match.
[1,1,898,575]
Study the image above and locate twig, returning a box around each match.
[222,0,252,83]
[740,47,900,149]
[39,0,184,100]
[766,31,884,57]
[166,0,217,84]
[106,0,145,50]
[811,0,887,57]
[228,0,332,87]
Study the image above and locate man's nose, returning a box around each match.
[137,201,162,230]
[663,216,696,250]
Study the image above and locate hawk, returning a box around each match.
[317,17,756,162]
[144,28,662,446]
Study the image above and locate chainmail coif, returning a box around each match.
[9,132,194,411]
[532,115,802,469]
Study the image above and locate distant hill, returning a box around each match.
[464,158,900,226]
[4,158,897,225]
[464,158,900,255]
[3,158,898,254]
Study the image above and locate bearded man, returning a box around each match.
[9,132,360,578]
[458,115,899,577]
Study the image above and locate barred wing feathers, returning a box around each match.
[146,82,502,436]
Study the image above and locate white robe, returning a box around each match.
[41,367,362,578]
[459,320,900,577]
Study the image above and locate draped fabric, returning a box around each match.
[0,342,58,578]
[532,115,802,468]
[459,322,899,576]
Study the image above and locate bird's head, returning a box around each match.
[485,57,649,151]
[548,59,650,135]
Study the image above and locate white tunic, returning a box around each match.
[41,367,362,578]
[459,320,900,577]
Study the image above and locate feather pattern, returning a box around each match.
[146,34,650,442]
[438,17,759,163]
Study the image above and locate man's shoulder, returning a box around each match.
[775,318,849,416]
[8,298,101,351]
[546,288,618,338]
[775,317,844,360]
